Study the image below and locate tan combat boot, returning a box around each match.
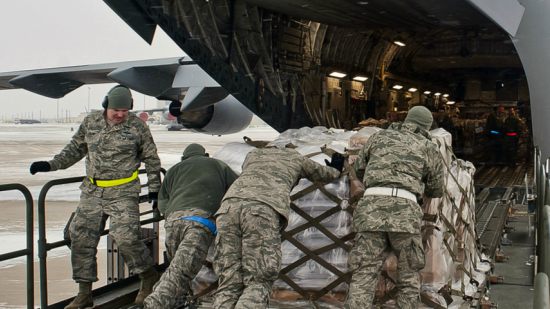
[134,268,160,305]
[64,282,93,309]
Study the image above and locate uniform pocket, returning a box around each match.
[406,237,425,270]
[347,234,366,272]
[244,206,281,281]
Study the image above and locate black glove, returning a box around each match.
[30,161,51,175]
[148,192,159,203]
[325,152,345,172]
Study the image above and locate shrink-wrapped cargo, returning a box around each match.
[189,126,487,308]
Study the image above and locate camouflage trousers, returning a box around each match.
[144,209,214,309]
[69,191,153,282]
[213,199,281,309]
[345,231,425,309]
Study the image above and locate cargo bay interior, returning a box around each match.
[106,0,532,167]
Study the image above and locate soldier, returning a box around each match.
[485,105,507,164]
[29,85,161,308]
[345,106,444,309]
[502,107,521,165]
[144,143,238,308]
[213,147,344,309]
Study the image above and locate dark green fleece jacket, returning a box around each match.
[158,144,238,216]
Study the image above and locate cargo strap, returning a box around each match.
[88,170,138,187]
[364,187,417,203]
[180,216,217,236]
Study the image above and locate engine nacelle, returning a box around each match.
[177,95,253,135]
[162,111,177,121]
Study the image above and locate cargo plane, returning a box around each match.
[1,0,548,308]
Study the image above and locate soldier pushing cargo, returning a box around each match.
[345,106,444,309]
[144,143,238,308]
[213,146,344,309]
[29,85,162,308]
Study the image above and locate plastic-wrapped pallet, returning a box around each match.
[430,128,454,166]
[270,128,353,304]
[419,129,489,308]
[348,126,382,150]
[212,142,255,174]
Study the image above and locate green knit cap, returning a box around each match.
[404,106,433,130]
[182,143,206,160]
[106,86,133,109]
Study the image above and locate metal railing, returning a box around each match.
[533,147,550,308]
[37,170,164,308]
[0,183,34,309]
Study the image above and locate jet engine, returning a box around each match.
[169,95,253,135]
[162,111,176,121]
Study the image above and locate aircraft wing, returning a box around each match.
[0,65,113,98]
[0,57,254,135]
[0,57,185,99]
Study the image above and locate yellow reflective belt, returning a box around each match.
[89,170,139,187]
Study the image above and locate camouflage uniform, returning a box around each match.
[145,144,237,308]
[345,122,444,309]
[213,147,341,309]
[145,209,214,308]
[48,110,161,283]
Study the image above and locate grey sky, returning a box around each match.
[0,1,183,120]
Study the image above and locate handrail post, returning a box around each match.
[38,183,50,309]
[540,206,550,280]
[537,158,547,258]
[0,183,34,309]
[534,273,550,309]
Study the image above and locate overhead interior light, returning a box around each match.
[329,71,347,78]
[392,84,403,90]
[408,87,417,92]
[446,101,455,105]
[353,75,368,82]
[357,1,369,5]
[443,94,449,98]
[434,92,441,96]
[393,40,406,47]
[423,90,431,95]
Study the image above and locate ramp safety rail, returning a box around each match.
[0,183,34,309]
[0,169,164,309]
[533,147,550,308]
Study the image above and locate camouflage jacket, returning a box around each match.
[218,147,341,224]
[49,111,161,194]
[353,122,444,233]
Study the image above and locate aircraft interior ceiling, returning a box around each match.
[107,0,531,162]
